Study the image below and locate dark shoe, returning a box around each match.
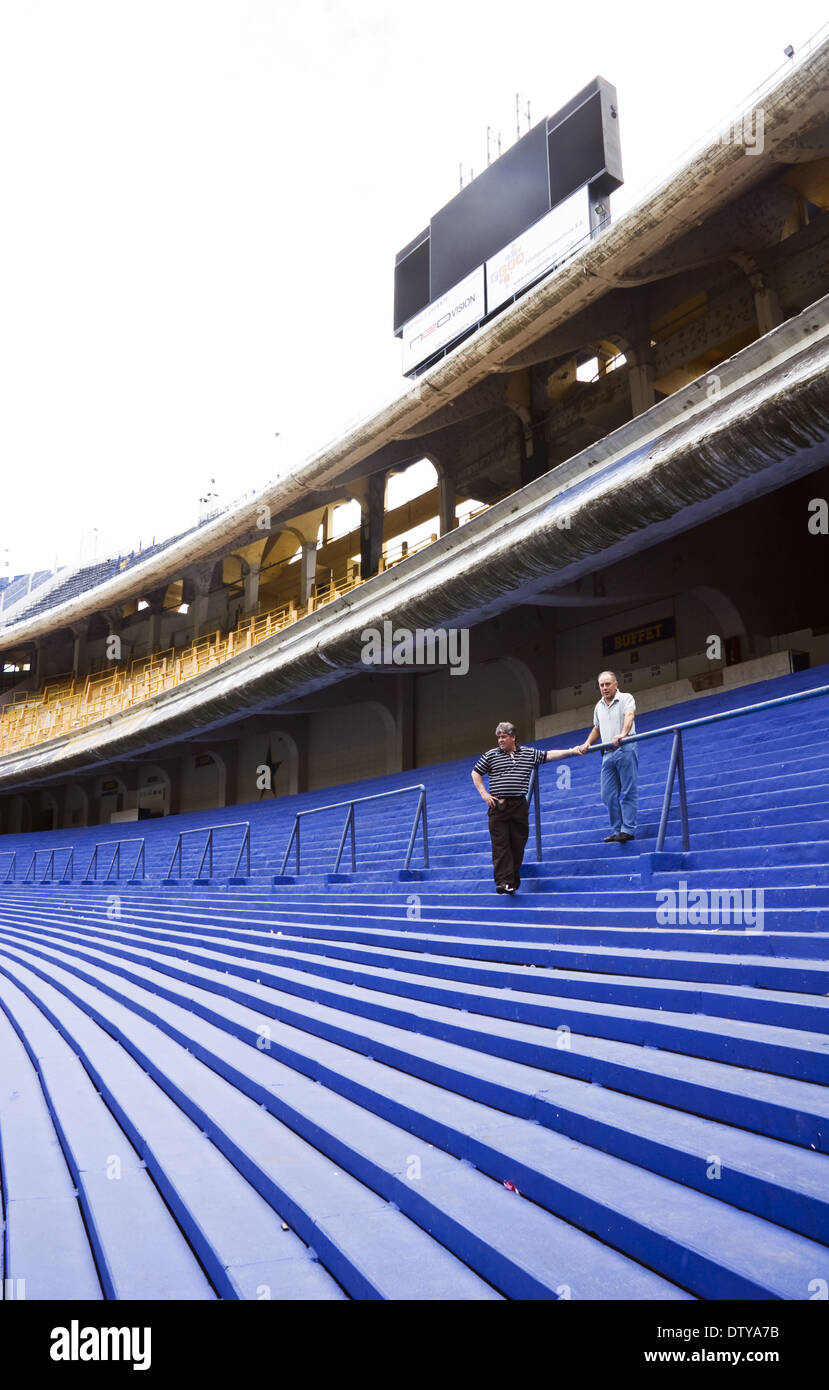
[618,831,635,842]
[604,833,621,843]
[496,884,507,894]
[504,884,516,894]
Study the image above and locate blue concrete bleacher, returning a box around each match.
[0,570,56,616]
[0,664,828,1299]
[2,559,120,627]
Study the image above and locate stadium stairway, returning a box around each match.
[0,664,828,1299]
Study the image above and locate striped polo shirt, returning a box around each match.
[473,744,546,796]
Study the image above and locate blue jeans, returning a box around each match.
[600,744,638,834]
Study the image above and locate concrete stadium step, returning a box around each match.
[1,667,828,1298]
[0,948,508,1300]
[0,971,214,1300]
[0,971,360,1301]
[23,919,816,1153]
[265,897,829,931]
[3,906,828,1034]
[3,915,826,1086]
[4,932,829,1299]
[0,990,103,1301]
[13,887,829,959]
[0,940,689,1300]
[5,903,829,1011]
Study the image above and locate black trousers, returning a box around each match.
[487,796,529,887]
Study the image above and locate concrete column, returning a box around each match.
[753,281,783,336]
[397,676,415,771]
[71,621,89,678]
[356,473,386,578]
[628,361,656,416]
[243,564,261,616]
[147,608,163,654]
[98,609,124,667]
[153,759,182,815]
[292,715,310,795]
[220,743,240,808]
[438,473,456,537]
[187,566,214,639]
[51,784,68,831]
[299,543,317,606]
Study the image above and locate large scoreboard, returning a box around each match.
[394,76,623,375]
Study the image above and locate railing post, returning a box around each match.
[421,794,429,868]
[232,824,251,880]
[334,805,353,874]
[527,768,542,861]
[165,834,182,881]
[130,842,145,882]
[279,820,297,877]
[656,730,682,853]
[196,830,211,881]
[676,730,690,852]
[349,804,356,872]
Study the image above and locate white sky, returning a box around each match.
[2,0,827,576]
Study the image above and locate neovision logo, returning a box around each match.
[407,294,479,351]
[50,1322,152,1371]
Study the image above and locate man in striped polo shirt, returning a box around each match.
[472,722,579,894]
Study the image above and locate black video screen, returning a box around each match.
[429,119,550,301]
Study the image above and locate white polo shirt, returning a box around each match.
[593,690,636,744]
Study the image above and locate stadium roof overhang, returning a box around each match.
[2,293,828,790]
[3,37,829,650]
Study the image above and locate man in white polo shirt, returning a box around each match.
[576,670,638,842]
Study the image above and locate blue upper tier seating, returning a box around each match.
[0,664,827,1299]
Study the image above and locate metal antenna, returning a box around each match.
[516,93,531,138]
[486,126,502,165]
[459,162,474,189]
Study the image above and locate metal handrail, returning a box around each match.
[83,837,146,883]
[21,847,76,883]
[279,785,429,876]
[580,682,829,852]
[526,768,544,862]
[0,851,16,883]
[164,820,251,882]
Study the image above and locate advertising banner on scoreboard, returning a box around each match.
[485,186,591,313]
[401,264,485,374]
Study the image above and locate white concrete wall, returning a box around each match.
[535,651,795,739]
[307,704,393,791]
[137,765,170,817]
[180,754,224,814]
[237,731,299,804]
[415,659,535,765]
[64,783,89,829]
